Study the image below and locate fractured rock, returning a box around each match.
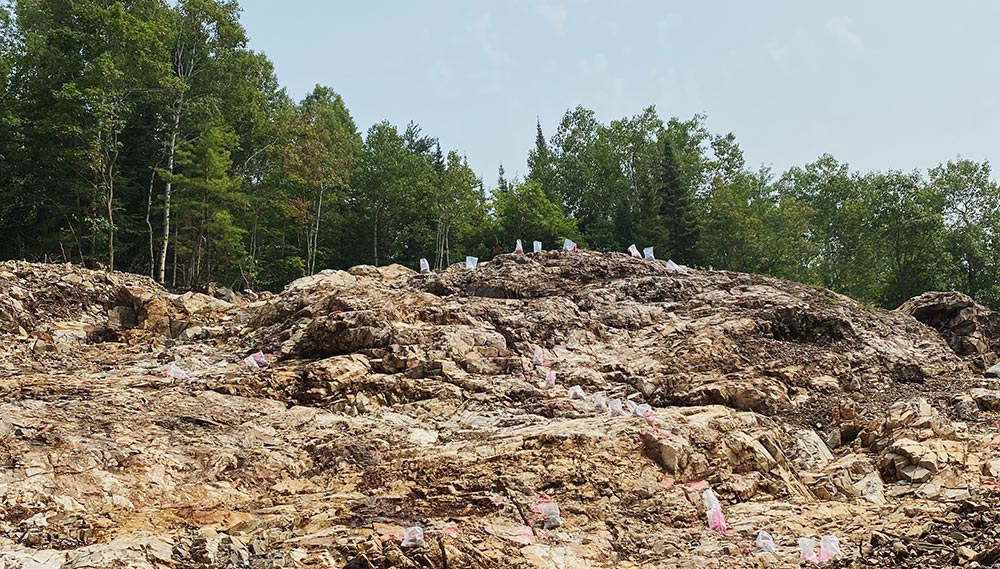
[970,388,1000,412]
[899,290,1000,372]
[0,253,996,569]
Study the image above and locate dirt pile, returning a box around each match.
[1,253,999,568]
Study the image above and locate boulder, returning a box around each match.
[970,388,1000,412]
[643,434,692,475]
[885,398,940,431]
[951,392,981,421]
[899,290,1000,371]
[787,429,834,471]
[880,438,938,483]
[203,282,239,303]
[852,471,887,505]
[176,326,204,341]
[378,263,417,282]
[722,431,777,474]
[284,269,357,294]
[177,291,231,314]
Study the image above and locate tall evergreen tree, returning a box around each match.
[402,121,436,159]
[527,118,557,201]
[658,136,700,263]
[497,162,509,193]
[432,141,445,176]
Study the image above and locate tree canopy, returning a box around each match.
[2,0,1000,311]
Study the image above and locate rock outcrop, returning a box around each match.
[899,290,1000,372]
[1,254,999,568]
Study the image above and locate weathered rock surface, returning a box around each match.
[899,290,1000,372]
[1,254,1000,568]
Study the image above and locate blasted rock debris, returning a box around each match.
[899,290,1000,373]
[1,253,1000,568]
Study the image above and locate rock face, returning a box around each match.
[0,260,235,343]
[247,251,969,427]
[899,290,1000,371]
[1,253,1000,568]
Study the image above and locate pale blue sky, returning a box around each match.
[239,1,1000,183]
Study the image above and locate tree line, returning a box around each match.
[2,0,999,310]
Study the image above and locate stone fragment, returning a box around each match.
[787,429,834,470]
[644,434,691,475]
[107,305,138,330]
[970,388,1000,412]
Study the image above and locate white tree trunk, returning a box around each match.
[157,108,181,284]
[309,186,324,275]
[145,169,156,278]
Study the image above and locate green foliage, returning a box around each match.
[701,167,816,281]
[350,121,436,267]
[256,255,305,291]
[280,85,361,274]
[527,119,557,201]
[493,179,577,249]
[929,159,1000,306]
[162,122,246,286]
[5,3,1000,312]
[657,135,700,263]
[434,151,488,267]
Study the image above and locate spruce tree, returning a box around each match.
[432,142,445,176]
[497,162,509,192]
[527,118,558,201]
[658,137,700,263]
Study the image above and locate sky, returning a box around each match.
[238,0,1000,183]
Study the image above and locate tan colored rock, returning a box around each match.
[970,388,1000,411]
[644,434,691,475]
[284,269,357,293]
[378,263,417,282]
[176,325,204,341]
[0,254,994,568]
[958,546,978,560]
[809,374,840,392]
[887,398,937,430]
[880,438,939,483]
[722,431,777,474]
[900,465,933,484]
[177,291,232,314]
[347,264,381,277]
[899,290,1000,372]
[852,471,887,505]
[787,428,834,470]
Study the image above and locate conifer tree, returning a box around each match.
[527,119,557,201]
[497,162,509,193]
[658,137,700,263]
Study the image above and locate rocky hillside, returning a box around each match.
[1,254,999,568]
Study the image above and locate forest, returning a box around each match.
[2,0,999,310]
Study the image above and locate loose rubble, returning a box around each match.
[0,253,999,568]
